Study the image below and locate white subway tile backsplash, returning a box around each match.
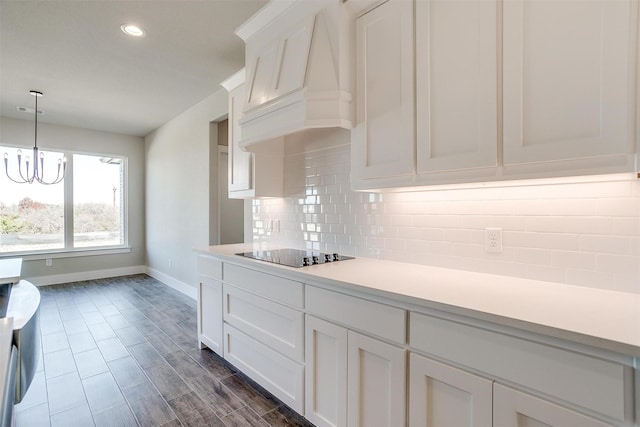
[596,198,639,217]
[524,217,567,233]
[579,235,630,255]
[612,218,640,235]
[252,142,640,294]
[511,248,553,266]
[564,217,613,235]
[566,269,617,290]
[612,273,640,294]
[551,251,596,269]
[596,254,639,275]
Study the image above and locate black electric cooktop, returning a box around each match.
[236,248,355,268]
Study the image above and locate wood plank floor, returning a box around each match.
[14,274,314,427]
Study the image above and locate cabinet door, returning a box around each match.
[409,353,492,427]
[415,0,497,173]
[493,384,616,427]
[228,83,253,193]
[503,0,634,166]
[305,316,348,427]
[352,0,415,180]
[347,330,406,427]
[198,276,223,355]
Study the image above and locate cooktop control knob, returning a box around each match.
[333,253,340,261]
[324,254,332,262]
[303,257,310,267]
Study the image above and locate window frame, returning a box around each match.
[0,145,130,259]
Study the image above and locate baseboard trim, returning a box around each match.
[28,265,147,286]
[145,267,197,300]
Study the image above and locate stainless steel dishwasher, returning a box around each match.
[6,280,41,404]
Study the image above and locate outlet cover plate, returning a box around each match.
[485,228,503,253]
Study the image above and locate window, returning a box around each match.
[1,146,126,254]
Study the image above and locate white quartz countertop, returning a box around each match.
[0,258,22,285]
[196,244,640,357]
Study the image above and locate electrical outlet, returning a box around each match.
[485,228,503,253]
[45,258,52,267]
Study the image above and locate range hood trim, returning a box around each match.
[234,0,354,149]
[238,88,352,149]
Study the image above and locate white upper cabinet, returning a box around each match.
[503,0,636,168]
[352,0,639,191]
[221,69,284,199]
[416,0,498,174]
[228,80,252,193]
[352,0,415,182]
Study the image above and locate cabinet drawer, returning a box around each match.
[223,323,304,413]
[197,256,222,280]
[306,286,405,344]
[224,264,303,308]
[409,312,627,421]
[494,383,616,427]
[223,284,303,362]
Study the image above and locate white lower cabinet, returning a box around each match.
[409,352,617,427]
[197,256,637,427]
[409,353,492,426]
[217,264,305,413]
[305,314,406,427]
[493,383,616,427]
[305,315,348,427]
[223,323,304,412]
[347,330,406,427]
[223,284,304,362]
[409,311,632,427]
[197,276,223,355]
[197,256,223,356]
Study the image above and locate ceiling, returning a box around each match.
[0,0,267,137]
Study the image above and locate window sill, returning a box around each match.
[0,247,132,261]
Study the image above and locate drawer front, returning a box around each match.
[223,323,304,413]
[409,312,627,421]
[494,383,616,427]
[197,256,222,280]
[224,284,304,362]
[224,264,303,308]
[306,286,405,344]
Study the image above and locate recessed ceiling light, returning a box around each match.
[121,24,146,37]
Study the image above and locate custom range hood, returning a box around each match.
[234,0,353,150]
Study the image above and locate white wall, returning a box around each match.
[145,89,228,294]
[252,129,640,294]
[0,116,146,281]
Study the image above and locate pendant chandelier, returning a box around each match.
[3,90,66,185]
